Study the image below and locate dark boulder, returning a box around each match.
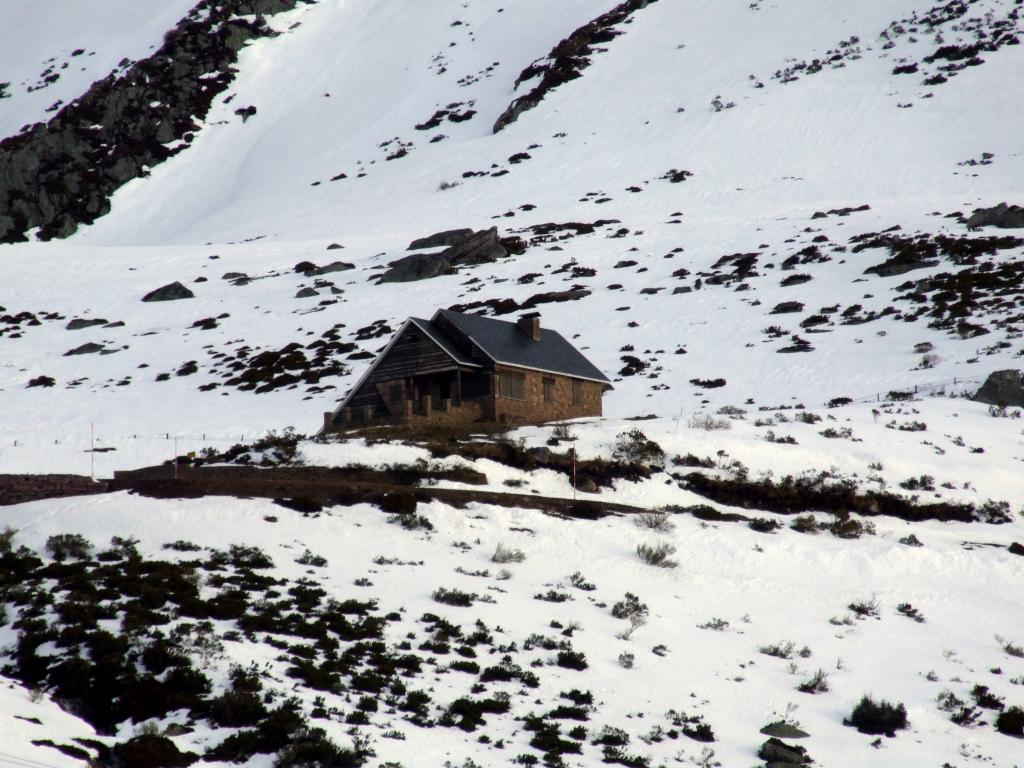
[408,228,474,250]
[66,317,107,330]
[757,737,812,766]
[378,252,456,284]
[440,226,507,266]
[27,375,56,387]
[972,369,1024,407]
[1009,542,1024,557]
[305,260,354,276]
[295,287,319,298]
[966,203,1024,230]
[64,343,105,356]
[759,721,810,739]
[379,227,509,283]
[142,282,194,302]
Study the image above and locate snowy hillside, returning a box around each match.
[1,0,1023,766]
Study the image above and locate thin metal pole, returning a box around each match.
[571,447,577,500]
[174,436,178,479]
[90,422,95,481]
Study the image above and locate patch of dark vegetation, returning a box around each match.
[772,35,863,84]
[448,287,592,317]
[213,335,351,394]
[812,204,870,219]
[995,706,1024,737]
[681,469,997,524]
[493,0,659,132]
[844,695,908,736]
[689,377,726,389]
[894,256,1024,340]
[0,532,375,766]
[659,168,692,183]
[771,301,804,314]
[0,0,311,243]
[852,231,1022,278]
[422,436,653,491]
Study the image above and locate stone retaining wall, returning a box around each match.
[0,475,109,506]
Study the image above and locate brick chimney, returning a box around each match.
[517,313,541,341]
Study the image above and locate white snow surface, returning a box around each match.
[0,492,1023,767]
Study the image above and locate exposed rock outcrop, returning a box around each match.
[0,0,309,244]
[64,342,105,356]
[142,281,194,302]
[378,227,509,283]
[493,0,657,133]
[758,737,812,766]
[972,369,1024,407]
[966,202,1024,229]
[66,317,108,330]
[408,228,474,250]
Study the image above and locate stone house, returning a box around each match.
[322,309,611,430]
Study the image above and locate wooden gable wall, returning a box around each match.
[343,324,465,415]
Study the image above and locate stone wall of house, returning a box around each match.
[0,475,109,506]
[325,366,605,431]
[492,365,604,424]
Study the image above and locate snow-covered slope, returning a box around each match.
[1,492,1023,768]
[2,0,1023,474]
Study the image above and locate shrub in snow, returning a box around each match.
[758,641,810,660]
[433,587,475,607]
[295,549,327,567]
[978,499,1013,524]
[613,428,665,464]
[828,512,875,539]
[749,517,780,533]
[555,649,588,670]
[998,636,1024,658]
[844,695,908,735]
[797,669,830,694]
[896,603,925,623]
[273,727,364,767]
[45,533,93,562]
[491,543,526,563]
[612,593,648,621]
[636,542,677,568]
[618,652,635,669]
[790,515,820,534]
[995,706,1024,737]
[848,596,880,619]
[389,511,433,531]
[710,95,735,111]
[569,571,596,591]
[633,511,673,532]
[688,414,731,431]
[937,690,981,727]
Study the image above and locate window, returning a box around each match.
[543,378,555,403]
[499,372,526,400]
[572,380,583,405]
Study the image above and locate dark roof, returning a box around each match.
[434,309,611,385]
[408,317,480,367]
